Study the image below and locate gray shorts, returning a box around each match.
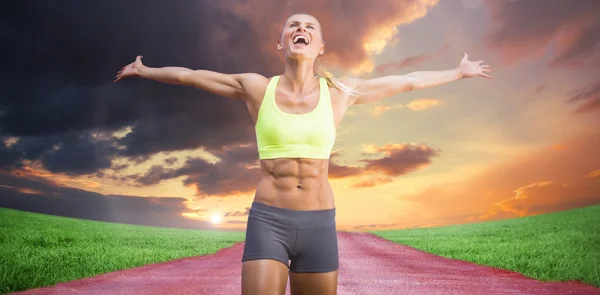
[241,201,339,273]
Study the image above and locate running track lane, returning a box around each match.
[10,232,600,295]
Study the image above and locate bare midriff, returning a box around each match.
[254,157,334,211]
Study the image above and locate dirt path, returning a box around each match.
[11,232,599,295]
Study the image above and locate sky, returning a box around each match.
[1,0,599,231]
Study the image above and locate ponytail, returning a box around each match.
[315,67,362,97]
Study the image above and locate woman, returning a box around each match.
[114,12,491,295]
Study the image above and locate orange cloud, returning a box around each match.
[406,98,444,111]
[371,98,443,116]
[13,165,102,189]
[351,176,394,188]
[587,169,600,178]
[372,104,403,116]
[0,184,44,195]
[480,177,600,221]
[216,0,440,72]
[480,181,554,220]
[398,134,600,226]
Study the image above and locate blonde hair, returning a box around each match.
[315,67,361,97]
[284,12,362,97]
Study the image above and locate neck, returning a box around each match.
[281,58,318,95]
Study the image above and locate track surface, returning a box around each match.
[11,232,599,295]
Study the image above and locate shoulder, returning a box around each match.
[235,73,268,96]
[235,73,269,86]
[234,73,276,104]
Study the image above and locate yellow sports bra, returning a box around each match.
[255,75,336,160]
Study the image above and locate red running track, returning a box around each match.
[11,232,599,295]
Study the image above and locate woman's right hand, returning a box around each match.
[114,55,145,82]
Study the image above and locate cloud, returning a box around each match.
[405,98,444,111]
[328,152,363,179]
[375,42,453,74]
[351,176,394,188]
[399,134,600,226]
[484,0,600,69]
[0,139,24,170]
[1,1,442,178]
[0,170,215,229]
[1,1,275,176]
[224,207,250,217]
[370,98,443,116]
[329,143,441,188]
[588,169,600,178]
[567,79,600,114]
[372,104,403,116]
[361,143,441,176]
[134,144,261,197]
[480,178,600,220]
[216,0,440,72]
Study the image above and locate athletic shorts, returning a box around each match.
[241,201,339,273]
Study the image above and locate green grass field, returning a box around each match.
[0,208,245,294]
[372,204,600,288]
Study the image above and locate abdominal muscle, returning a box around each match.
[254,157,335,210]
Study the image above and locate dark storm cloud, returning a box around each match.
[40,132,117,175]
[135,144,261,197]
[1,1,279,174]
[0,171,215,229]
[0,141,23,169]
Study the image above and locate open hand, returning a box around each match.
[458,53,492,79]
[114,55,144,82]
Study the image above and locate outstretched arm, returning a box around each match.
[348,53,492,105]
[114,56,262,100]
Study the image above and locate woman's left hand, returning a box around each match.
[458,53,492,79]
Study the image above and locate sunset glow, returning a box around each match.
[1,0,599,232]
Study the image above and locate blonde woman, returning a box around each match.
[115,12,492,295]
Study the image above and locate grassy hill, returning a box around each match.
[0,207,245,294]
[372,204,600,287]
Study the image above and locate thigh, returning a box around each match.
[289,271,338,295]
[290,224,339,273]
[242,259,290,295]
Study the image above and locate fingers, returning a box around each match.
[462,52,469,61]
[480,73,492,79]
[481,64,491,68]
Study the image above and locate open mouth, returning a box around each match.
[292,35,310,46]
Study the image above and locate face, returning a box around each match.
[277,14,325,60]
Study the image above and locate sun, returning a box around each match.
[211,213,222,224]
